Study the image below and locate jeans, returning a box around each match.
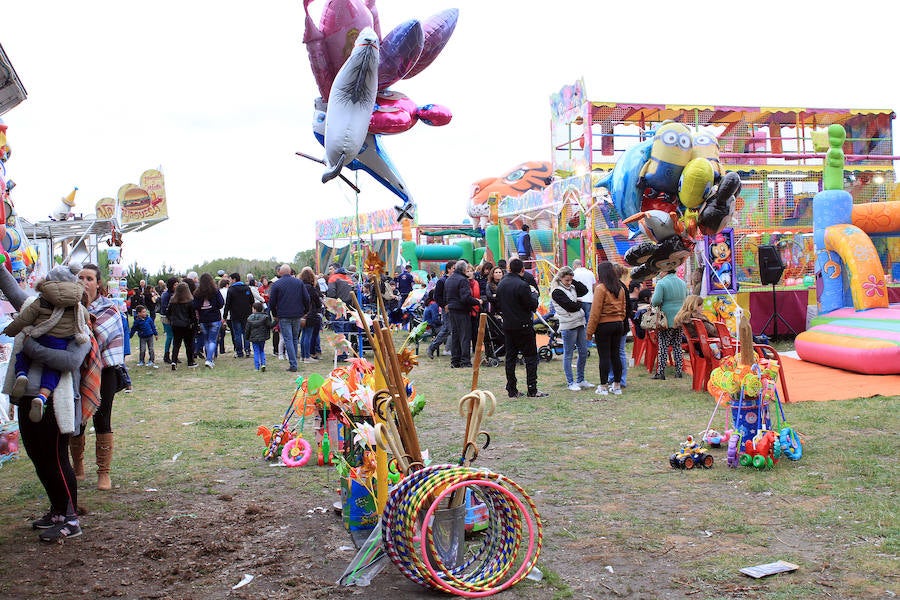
[278,317,302,369]
[428,319,452,353]
[162,321,173,357]
[200,321,222,364]
[231,318,249,356]
[300,316,321,359]
[561,326,588,385]
[138,336,155,363]
[607,334,628,386]
[252,341,266,369]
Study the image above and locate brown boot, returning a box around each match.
[69,435,86,481]
[96,433,114,491]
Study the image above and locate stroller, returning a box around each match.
[533,311,563,362]
[480,312,505,367]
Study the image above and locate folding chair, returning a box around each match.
[644,329,659,373]
[630,321,648,367]
[682,324,709,392]
[692,319,723,370]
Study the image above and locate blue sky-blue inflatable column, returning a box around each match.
[813,189,852,314]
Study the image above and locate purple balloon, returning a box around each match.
[378,19,424,90]
[403,8,458,80]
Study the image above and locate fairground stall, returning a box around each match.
[548,80,900,337]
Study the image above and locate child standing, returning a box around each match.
[245,302,271,372]
[130,305,159,368]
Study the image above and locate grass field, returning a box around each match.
[0,332,896,599]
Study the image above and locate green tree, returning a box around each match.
[293,249,316,270]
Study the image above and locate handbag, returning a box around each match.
[112,364,131,394]
[640,306,668,330]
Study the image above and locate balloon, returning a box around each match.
[378,20,424,90]
[639,121,693,194]
[369,90,451,135]
[622,210,679,243]
[322,27,380,184]
[698,171,740,236]
[302,0,377,101]
[593,139,652,230]
[678,157,714,209]
[402,9,459,80]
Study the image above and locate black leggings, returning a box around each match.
[18,402,77,517]
[83,366,119,435]
[593,321,624,386]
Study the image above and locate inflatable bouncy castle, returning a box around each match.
[794,125,900,375]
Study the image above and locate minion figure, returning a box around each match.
[690,129,724,182]
[639,121,693,195]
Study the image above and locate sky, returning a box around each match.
[2,0,899,273]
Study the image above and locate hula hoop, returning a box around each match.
[281,436,312,467]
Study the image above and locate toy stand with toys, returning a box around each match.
[704,310,803,470]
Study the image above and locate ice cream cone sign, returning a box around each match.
[50,186,77,221]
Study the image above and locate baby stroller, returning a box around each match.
[481,312,505,367]
[533,311,563,362]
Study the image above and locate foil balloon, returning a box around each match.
[369,90,451,135]
[592,139,652,232]
[401,8,459,80]
[622,210,679,243]
[698,171,740,236]
[322,27,379,184]
[303,0,378,102]
[377,19,424,90]
[313,98,411,202]
[639,121,693,195]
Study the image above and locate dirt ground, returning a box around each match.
[3,458,839,600]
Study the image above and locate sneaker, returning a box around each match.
[577,380,593,389]
[260,365,266,372]
[188,363,199,368]
[205,361,214,369]
[124,386,133,394]
[527,390,549,398]
[307,356,320,362]
[286,366,298,372]
[11,374,28,399]
[611,386,623,395]
[427,348,435,360]
[277,354,285,361]
[32,511,64,530]
[38,519,82,542]
[595,385,609,396]
[29,396,46,422]
[148,362,159,369]
[567,383,581,392]
[171,362,177,371]
[136,361,145,367]
[507,391,524,398]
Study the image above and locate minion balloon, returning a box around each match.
[638,121,693,195]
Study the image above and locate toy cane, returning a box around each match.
[470,312,487,391]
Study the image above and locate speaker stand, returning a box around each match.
[759,283,796,340]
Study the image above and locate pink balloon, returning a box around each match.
[369,90,452,135]
[303,0,375,100]
[402,8,459,80]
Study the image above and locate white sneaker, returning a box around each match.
[595,385,609,396]
[136,361,145,367]
[577,380,593,389]
[611,386,623,395]
[204,360,214,369]
[148,362,158,369]
[567,383,581,392]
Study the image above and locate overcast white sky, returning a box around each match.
[3,0,899,272]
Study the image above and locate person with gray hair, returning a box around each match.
[571,259,596,321]
[550,266,592,392]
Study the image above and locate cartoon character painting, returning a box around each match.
[468,161,553,227]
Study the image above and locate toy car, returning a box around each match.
[669,435,714,469]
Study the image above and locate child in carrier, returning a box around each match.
[3,265,91,422]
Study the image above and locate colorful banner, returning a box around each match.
[315,205,414,239]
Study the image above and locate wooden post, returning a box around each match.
[470,312,487,391]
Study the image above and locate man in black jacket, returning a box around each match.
[224,273,255,358]
[494,258,548,398]
[427,261,455,360]
[443,260,480,368]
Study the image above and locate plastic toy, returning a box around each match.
[669,435,714,470]
[740,429,778,470]
[726,433,741,468]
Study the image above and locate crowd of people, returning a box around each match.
[2,252,702,544]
